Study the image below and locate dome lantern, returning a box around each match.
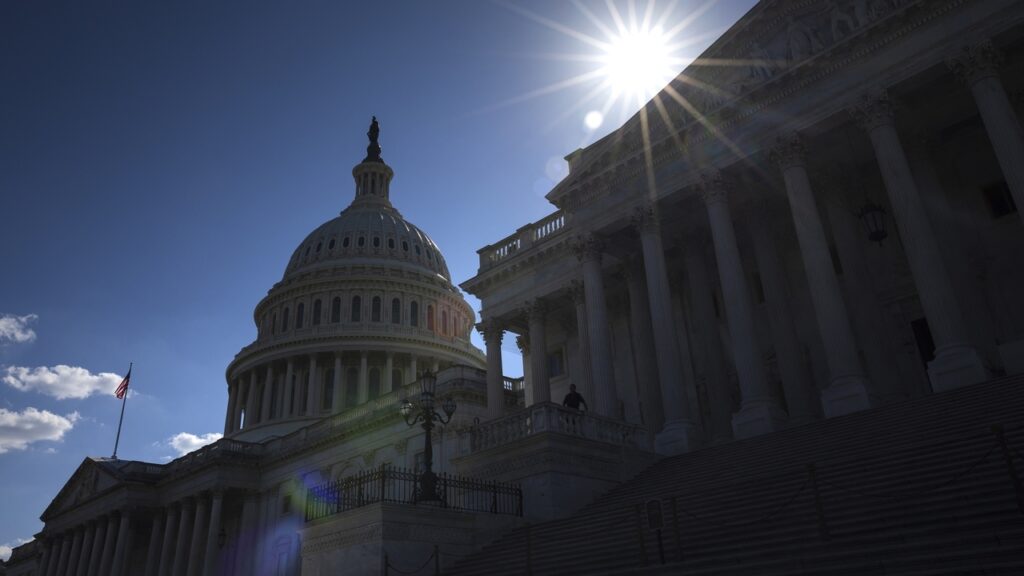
[352,116,394,206]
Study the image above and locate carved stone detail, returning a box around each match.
[848,89,895,132]
[568,280,586,305]
[946,39,1004,86]
[476,320,503,346]
[524,299,546,321]
[571,234,603,263]
[770,132,807,170]
[515,334,530,355]
[630,203,660,233]
[699,170,729,205]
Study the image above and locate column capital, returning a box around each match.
[699,170,729,205]
[476,320,504,345]
[946,39,1004,86]
[770,132,807,171]
[848,89,895,132]
[571,233,603,263]
[515,334,530,355]
[630,203,660,233]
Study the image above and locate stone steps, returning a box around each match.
[445,376,1024,575]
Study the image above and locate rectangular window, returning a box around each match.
[547,349,565,378]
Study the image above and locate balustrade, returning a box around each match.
[478,210,567,270]
[467,402,647,452]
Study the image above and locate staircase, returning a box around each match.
[445,376,1024,575]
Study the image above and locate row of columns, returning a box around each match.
[147,491,225,576]
[226,352,439,434]
[476,47,1019,450]
[38,511,131,576]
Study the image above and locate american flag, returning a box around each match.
[114,368,131,399]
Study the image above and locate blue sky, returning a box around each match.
[0,0,755,553]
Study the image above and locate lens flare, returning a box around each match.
[600,25,676,102]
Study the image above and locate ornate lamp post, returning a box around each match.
[857,201,889,245]
[400,372,456,502]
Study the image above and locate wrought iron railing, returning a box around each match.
[305,464,523,522]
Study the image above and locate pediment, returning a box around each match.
[42,458,121,520]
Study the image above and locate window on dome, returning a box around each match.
[427,251,433,260]
[312,300,322,326]
[331,297,341,323]
[391,298,401,324]
[304,247,311,258]
[372,297,382,322]
[271,313,277,334]
[282,308,290,331]
[316,242,322,253]
[296,303,305,329]
[402,240,409,252]
[358,236,366,247]
[410,301,419,327]
[415,245,421,255]
[328,238,336,250]
[373,237,381,248]
[441,310,448,335]
[343,237,351,248]
[388,238,395,249]
[351,297,362,322]
[427,305,434,331]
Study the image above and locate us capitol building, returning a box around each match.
[7,0,1024,574]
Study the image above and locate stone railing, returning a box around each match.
[240,322,485,360]
[164,437,263,476]
[466,402,646,453]
[503,377,525,391]
[477,210,567,271]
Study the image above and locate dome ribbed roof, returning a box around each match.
[283,203,451,282]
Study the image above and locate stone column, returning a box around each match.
[202,492,224,576]
[409,356,418,385]
[623,266,662,435]
[516,335,530,394]
[682,243,733,442]
[171,500,194,576]
[186,496,209,576]
[306,355,319,415]
[569,282,594,406]
[748,209,819,423]
[850,90,989,391]
[51,534,70,576]
[110,511,133,576]
[65,526,84,576]
[633,205,697,453]
[283,360,295,417]
[771,135,872,416]
[574,234,618,417]
[479,320,505,418]
[431,359,440,373]
[700,171,787,437]
[223,382,236,435]
[260,365,274,422]
[384,353,394,394]
[236,493,258,576]
[77,522,96,576]
[234,379,246,431]
[37,538,53,576]
[144,511,165,576]
[97,514,119,576]
[947,40,1024,224]
[358,352,369,403]
[244,373,258,428]
[332,355,343,413]
[156,506,178,576]
[85,518,107,576]
[526,300,550,405]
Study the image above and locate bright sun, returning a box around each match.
[600,25,676,104]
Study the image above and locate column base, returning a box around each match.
[928,344,990,393]
[654,419,699,455]
[731,400,788,439]
[821,376,875,418]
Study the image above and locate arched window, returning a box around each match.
[312,300,322,326]
[346,368,359,408]
[415,244,421,255]
[315,241,322,253]
[402,240,409,252]
[427,305,434,331]
[351,296,362,322]
[441,310,448,335]
[373,237,381,248]
[296,303,305,329]
[369,368,381,399]
[282,307,290,331]
[391,298,401,324]
[343,237,351,248]
[358,236,366,247]
[410,301,419,327]
[331,297,341,323]
[388,238,395,249]
[328,238,336,250]
[372,297,382,322]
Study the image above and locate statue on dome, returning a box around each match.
[364,116,383,162]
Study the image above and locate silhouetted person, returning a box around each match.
[562,384,588,412]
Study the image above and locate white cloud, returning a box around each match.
[0,314,38,344]
[0,538,32,562]
[2,365,124,400]
[167,432,222,456]
[0,408,79,454]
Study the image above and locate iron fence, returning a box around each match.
[306,464,523,522]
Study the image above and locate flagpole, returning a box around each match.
[112,362,132,460]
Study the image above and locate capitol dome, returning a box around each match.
[224,118,485,442]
